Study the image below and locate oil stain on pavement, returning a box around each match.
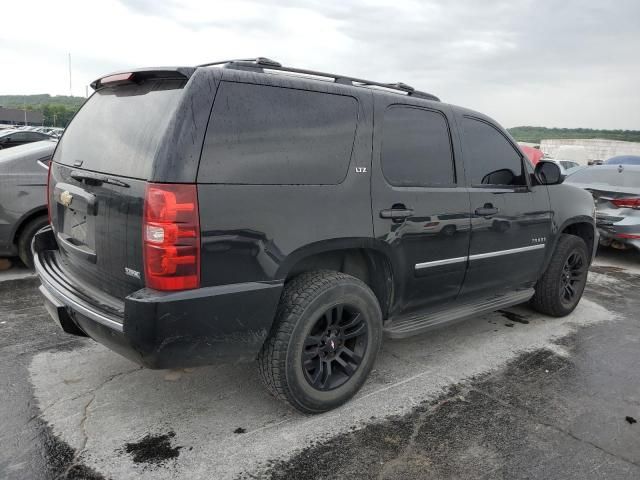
[122,431,182,467]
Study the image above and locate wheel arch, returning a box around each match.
[541,216,596,274]
[11,207,48,247]
[276,239,395,320]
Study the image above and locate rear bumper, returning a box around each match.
[33,226,283,368]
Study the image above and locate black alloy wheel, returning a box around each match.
[560,250,587,307]
[302,304,368,391]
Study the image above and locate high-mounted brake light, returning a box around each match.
[143,183,200,291]
[611,197,640,209]
[99,72,135,86]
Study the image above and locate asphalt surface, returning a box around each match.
[0,247,639,479]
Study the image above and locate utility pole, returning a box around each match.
[68,53,72,96]
[23,98,27,126]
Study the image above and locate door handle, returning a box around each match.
[380,208,414,220]
[475,206,499,217]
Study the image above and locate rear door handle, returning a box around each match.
[475,207,499,217]
[380,208,414,220]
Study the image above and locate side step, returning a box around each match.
[383,288,535,339]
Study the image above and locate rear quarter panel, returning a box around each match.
[197,74,374,286]
[0,150,48,253]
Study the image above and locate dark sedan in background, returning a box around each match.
[566,165,640,251]
[0,140,54,267]
[0,129,52,150]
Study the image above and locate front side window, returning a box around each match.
[381,106,454,187]
[462,117,526,187]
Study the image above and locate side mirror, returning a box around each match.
[534,161,563,185]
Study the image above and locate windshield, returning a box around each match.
[566,167,640,188]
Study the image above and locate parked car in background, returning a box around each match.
[0,140,55,267]
[519,145,543,165]
[0,129,52,150]
[604,155,640,165]
[552,145,590,166]
[565,165,640,251]
[546,159,583,176]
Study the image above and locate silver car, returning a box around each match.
[565,164,640,250]
[0,140,55,267]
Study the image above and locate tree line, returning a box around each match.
[508,126,640,144]
[0,94,86,128]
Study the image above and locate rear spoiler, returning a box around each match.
[90,67,195,90]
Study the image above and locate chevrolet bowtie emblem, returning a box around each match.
[60,190,73,207]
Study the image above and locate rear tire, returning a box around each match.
[17,215,48,269]
[530,234,589,317]
[258,270,382,413]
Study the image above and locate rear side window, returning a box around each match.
[198,82,358,184]
[381,106,454,187]
[462,117,526,186]
[55,79,186,179]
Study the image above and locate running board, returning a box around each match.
[383,288,535,339]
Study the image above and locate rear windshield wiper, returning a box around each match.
[70,170,130,188]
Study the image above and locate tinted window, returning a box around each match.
[462,117,525,186]
[54,79,186,179]
[199,82,358,184]
[381,106,454,187]
[12,132,29,141]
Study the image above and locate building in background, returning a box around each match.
[541,138,640,164]
[0,107,44,126]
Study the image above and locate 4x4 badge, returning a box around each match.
[60,190,73,207]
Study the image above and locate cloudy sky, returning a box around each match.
[2,0,639,129]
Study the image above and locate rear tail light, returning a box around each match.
[143,183,200,291]
[611,197,640,209]
[616,233,640,239]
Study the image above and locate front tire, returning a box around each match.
[258,271,382,413]
[531,234,589,317]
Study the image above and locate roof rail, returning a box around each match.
[196,57,440,102]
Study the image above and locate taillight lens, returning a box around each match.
[611,197,640,209]
[143,183,200,291]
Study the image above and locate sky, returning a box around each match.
[1,0,639,129]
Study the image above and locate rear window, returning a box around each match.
[198,82,358,184]
[566,167,640,188]
[54,79,185,179]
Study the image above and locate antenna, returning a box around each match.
[68,53,72,96]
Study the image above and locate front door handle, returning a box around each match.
[380,208,414,220]
[475,206,499,217]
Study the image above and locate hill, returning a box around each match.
[508,126,640,144]
[0,94,86,110]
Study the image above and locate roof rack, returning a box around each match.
[196,57,440,101]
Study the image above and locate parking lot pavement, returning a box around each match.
[0,248,639,479]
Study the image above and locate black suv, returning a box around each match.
[34,58,596,413]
